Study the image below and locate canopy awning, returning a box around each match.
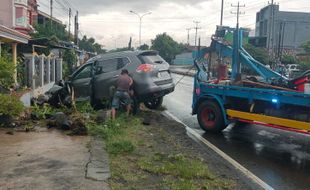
[0,25,30,44]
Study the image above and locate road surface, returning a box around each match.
[163,73,310,190]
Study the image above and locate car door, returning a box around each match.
[93,57,130,101]
[71,63,93,101]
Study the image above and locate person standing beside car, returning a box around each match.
[111,69,133,120]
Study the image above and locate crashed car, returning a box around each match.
[68,50,175,110]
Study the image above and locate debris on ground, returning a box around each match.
[31,80,72,108]
[69,113,87,136]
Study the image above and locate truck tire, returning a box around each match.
[144,97,163,110]
[197,101,225,133]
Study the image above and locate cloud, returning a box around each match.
[38,0,310,49]
[66,0,209,15]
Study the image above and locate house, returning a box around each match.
[0,0,32,83]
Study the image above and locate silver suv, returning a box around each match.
[69,50,175,110]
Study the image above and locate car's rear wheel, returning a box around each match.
[144,97,163,110]
[197,101,226,133]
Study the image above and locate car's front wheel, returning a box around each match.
[144,97,163,110]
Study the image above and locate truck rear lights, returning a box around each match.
[136,64,154,73]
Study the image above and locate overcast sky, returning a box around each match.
[38,0,310,50]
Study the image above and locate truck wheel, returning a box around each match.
[197,101,225,133]
[144,97,163,110]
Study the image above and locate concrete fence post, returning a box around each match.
[56,58,63,82]
[28,55,35,89]
[51,58,56,82]
[39,56,44,87]
[46,57,51,84]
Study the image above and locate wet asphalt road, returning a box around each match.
[163,74,310,190]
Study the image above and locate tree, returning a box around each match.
[138,44,149,50]
[109,47,134,53]
[31,24,70,41]
[63,49,77,77]
[243,43,272,65]
[151,33,184,63]
[301,41,310,54]
[79,35,106,54]
[0,51,15,88]
[281,54,298,65]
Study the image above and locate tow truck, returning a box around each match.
[192,26,310,134]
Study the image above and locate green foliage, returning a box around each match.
[151,33,184,63]
[107,140,135,156]
[299,61,310,71]
[109,47,134,53]
[31,24,69,41]
[75,101,94,114]
[138,153,214,179]
[244,43,271,65]
[301,41,310,53]
[138,44,149,50]
[0,94,24,117]
[0,52,15,88]
[79,35,106,54]
[63,49,77,76]
[281,54,298,65]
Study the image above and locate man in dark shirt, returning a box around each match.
[111,69,133,120]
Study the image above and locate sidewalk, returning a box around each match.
[0,129,110,190]
[169,65,196,77]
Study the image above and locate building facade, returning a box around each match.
[255,4,310,53]
[0,0,38,34]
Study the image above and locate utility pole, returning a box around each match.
[220,0,224,26]
[50,0,53,28]
[186,28,192,45]
[68,8,71,40]
[74,11,79,45]
[231,2,245,29]
[129,11,152,47]
[193,21,201,47]
[231,2,245,81]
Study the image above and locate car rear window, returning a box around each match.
[139,55,165,64]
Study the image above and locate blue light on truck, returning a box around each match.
[272,99,278,103]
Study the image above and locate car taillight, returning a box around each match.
[136,64,154,73]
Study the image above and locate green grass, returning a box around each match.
[87,114,139,156]
[107,140,135,155]
[87,112,236,190]
[138,153,214,179]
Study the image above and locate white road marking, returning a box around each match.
[163,111,274,190]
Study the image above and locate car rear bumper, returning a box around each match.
[136,82,175,100]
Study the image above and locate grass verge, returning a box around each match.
[87,111,236,190]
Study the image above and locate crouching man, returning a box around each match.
[111,69,133,120]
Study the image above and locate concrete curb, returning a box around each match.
[85,138,111,189]
[162,111,274,190]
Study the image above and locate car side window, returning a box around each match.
[117,57,130,70]
[75,64,92,80]
[96,58,118,74]
[96,57,129,74]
